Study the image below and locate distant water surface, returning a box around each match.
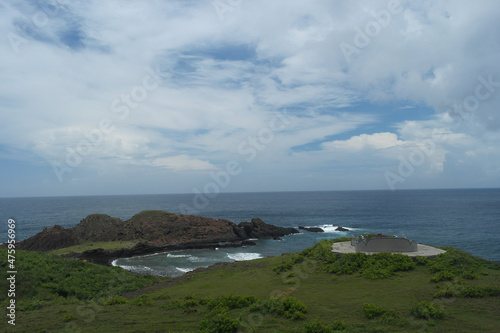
[1,189,498,276]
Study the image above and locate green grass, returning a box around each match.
[2,239,499,332]
[50,240,140,255]
[0,250,160,301]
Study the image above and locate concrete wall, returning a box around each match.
[352,237,418,252]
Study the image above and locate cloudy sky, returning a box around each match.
[1,0,499,197]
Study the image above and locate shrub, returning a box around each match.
[433,278,500,298]
[62,313,77,322]
[304,319,347,332]
[363,303,388,319]
[131,295,154,307]
[410,301,444,320]
[301,238,348,263]
[273,254,303,274]
[199,310,240,333]
[327,252,367,275]
[327,251,415,279]
[18,299,46,311]
[426,248,489,282]
[206,295,258,311]
[430,270,456,282]
[415,256,429,265]
[251,297,307,320]
[99,295,129,305]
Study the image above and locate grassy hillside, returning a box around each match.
[2,238,499,332]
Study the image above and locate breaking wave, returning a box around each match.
[226,252,263,261]
[176,267,195,273]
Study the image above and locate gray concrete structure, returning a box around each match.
[351,237,418,252]
[332,241,446,257]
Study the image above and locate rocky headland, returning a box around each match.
[15,210,299,265]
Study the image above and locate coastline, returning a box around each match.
[62,239,259,266]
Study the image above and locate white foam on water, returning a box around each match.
[227,253,263,261]
[167,253,191,258]
[176,267,195,273]
[188,256,209,263]
[112,261,154,272]
[304,225,356,233]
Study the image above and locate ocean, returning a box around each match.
[1,189,499,277]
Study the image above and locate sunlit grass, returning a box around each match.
[50,240,140,255]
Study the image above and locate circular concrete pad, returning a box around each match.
[331,241,446,257]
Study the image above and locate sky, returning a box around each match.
[1,0,500,198]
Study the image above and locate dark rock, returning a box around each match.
[335,226,350,231]
[299,227,324,233]
[236,218,299,239]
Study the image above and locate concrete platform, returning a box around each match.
[331,241,446,257]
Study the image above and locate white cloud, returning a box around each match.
[1,0,499,195]
[322,132,404,151]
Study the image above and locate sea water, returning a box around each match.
[1,189,499,277]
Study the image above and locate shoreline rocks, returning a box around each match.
[14,211,299,265]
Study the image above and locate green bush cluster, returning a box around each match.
[434,278,500,298]
[301,238,349,262]
[273,239,349,274]
[0,249,159,301]
[426,247,489,282]
[410,301,444,320]
[303,319,347,332]
[99,295,129,305]
[273,253,305,274]
[327,252,415,279]
[251,297,308,320]
[205,294,259,311]
[161,294,201,312]
[197,295,308,332]
[199,309,240,333]
[131,295,154,307]
[363,303,398,320]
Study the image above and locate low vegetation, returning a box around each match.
[0,250,159,301]
[1,238,499,332]
[50,240,139,255]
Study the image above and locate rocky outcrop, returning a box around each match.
[335,226,350,231]
[17,225,79,252]
[299,226,325,233]
[16,211,299,260]
[238,218,299,239]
